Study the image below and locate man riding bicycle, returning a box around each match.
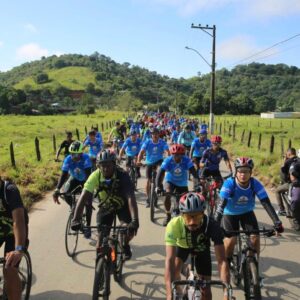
[200,135,232,186]
[165,192,230,300]
[55,131,74,161]
[214,157,284,265]
[53,141,93,238]
[177,124,196,154]
[0,177,29,300]
[275,148,299,216]
[190,129,211,175]
[137,127,170,207]
[83,130,103,169]
[107,121,126,151]
[156,144,200,226]
[119,130,142,177]
[71,149,139,260]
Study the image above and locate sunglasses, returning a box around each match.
[237,168,251,174]
[182,212,204,224]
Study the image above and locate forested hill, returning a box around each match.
[0,52,299,115]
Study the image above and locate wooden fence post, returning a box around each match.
[10,142,16,167]
[292,121,294,128]
[53,134,56,153]
[257,121,260,127]
[106,122,108,130]
[101,123,104,132]
[85,126,87,135]
[288,139,292,149]
[76,128,80,140]
[281,138,284,158]
[241,129,245,143]
[228,125,232,137]
[258,133,262,150]
[35,137,41,161]
[247,131,252,147]
[219,123,222,135]
[232,123,236,142]
[270,135,275,153]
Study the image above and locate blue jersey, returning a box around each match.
[220,177,268,215]
[200,148,229,171]
[141,139,169,164]
[161,156,193,187]
[130,124,140,135]
[201,124,208,130]
[84,138,102,158]
[142,129,152,142]
[62,153,92,181]
[177,131,196,146]
[192,138,211,158]
[122,137,142,157]
[171,130,180,143]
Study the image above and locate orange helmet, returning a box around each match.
[211,135,222,143]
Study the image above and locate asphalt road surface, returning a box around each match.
[25,163,300,299]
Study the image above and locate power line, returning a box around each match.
[227,33,300,68]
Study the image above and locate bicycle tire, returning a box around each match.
[65,213,79,257]
[92,257,111,300]
[113,240,124,283]
[243,257,261,300]
[129,168,137,190]
[150,183,157,222]
[19,251,32,300]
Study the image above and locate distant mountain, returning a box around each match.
[0,53,299,115]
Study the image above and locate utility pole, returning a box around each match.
[191,24,216,134]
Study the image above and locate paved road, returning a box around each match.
[26,164,300,299]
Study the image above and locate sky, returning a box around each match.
[0,0,300,79]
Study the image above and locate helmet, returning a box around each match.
[170,144,185,155]
[115,121,120,126]
[199,129,207,135]
[289,162,300,179]
[184,124,191,130]
[179,192,206,213]
[151,128,159,134]
[69,141,84,154]
[234,157,254,170]
[211,135,222,143]
[130,130,137,135]
[96,149,116,164]
[121,118,126,124]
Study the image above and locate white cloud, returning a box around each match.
[16,43,49,61]
[0,41,3,47]
[247,0,300,18]
[24,23,38,33]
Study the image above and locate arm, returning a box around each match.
[137,149,145,164]
[55,144,63,160]
[119,147,125,159]
[260,197,282,225]
[214,197,228,223]
[189,146,194,159]
[128,192,139,222]
[72,189,94,222]
[189,166,198,179]
[224,159,233,174]
[156,167,166,188]
[165,245,177,300]
[56,171,69,190]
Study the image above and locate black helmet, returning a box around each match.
[96,149,116,165]
[289,162,300,179]
[179,192,206,213]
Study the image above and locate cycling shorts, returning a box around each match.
[176,247,212,277]
[165,182,188,195]
[222,211,259,238]
[201,168,223,184]
[192,157,201,166]
[126,156,137,168]
[146,159,163,179]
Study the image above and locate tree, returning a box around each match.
[35,72,49,84]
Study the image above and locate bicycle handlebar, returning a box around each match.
[224,227,276,237]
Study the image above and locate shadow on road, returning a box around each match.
[119,271,165,300]
[30,290,91,299]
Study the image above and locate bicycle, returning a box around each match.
[172,249,233,300]
[0,250,32,300]
[225,227,275,300]
[128,156,138,190]
[281,190,300,230]
[89,214,128,300]
[150,165,159,222]
[57,185,83,257]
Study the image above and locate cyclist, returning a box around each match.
[55,131,74,161]
[214,157,284,263]
[275,148,299,216]
[137,127,170,207]
[71,149,139,260]
[177,124,196,154]
[288,162,300,230]
[107,121,126,151]
[0,177,29,300]
[200,135,232,185]
[141,123,154,142]
[120,118,128,137]
[83,130,103,169]
[171,124,181,144]
[165,192,230,300]
[53,141,93,238]
[119,130,142,177]
[190,129,211,174]
[156,144,200,226]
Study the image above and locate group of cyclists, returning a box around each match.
[1,111,300,299]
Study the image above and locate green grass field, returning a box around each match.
[0,110,124,207]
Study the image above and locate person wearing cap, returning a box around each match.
[288,162,300,230]
[190,129,211,175]
[137,128,170,207]
[119,130,142,177]
[71,149,139,260]
[165,192,230,300]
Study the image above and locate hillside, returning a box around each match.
[0,53,300,115]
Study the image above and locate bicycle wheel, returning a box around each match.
[231,236,242,287]
[150,183,157,222]
[93,257,111,300]
[113,241,124,283]
[19,251,32,300]
[129,168,137,190]
[243,257,261,300]
[65,213,79,257]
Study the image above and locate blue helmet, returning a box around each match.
[199,129,207,135]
